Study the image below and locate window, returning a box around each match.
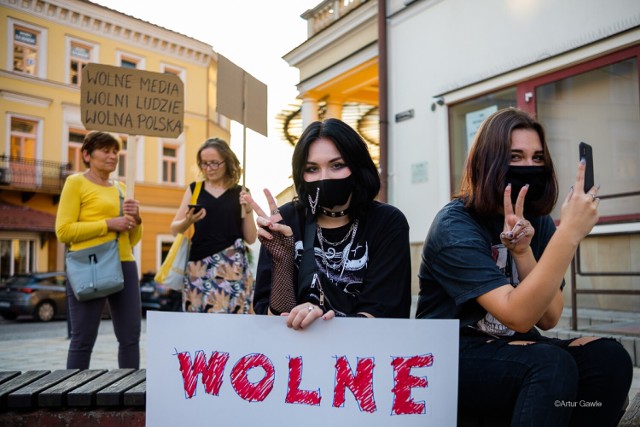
[528,48,640,222]
[67,130,86,172]
[121,58,137,69]
[162,64,185,80]
[0,238,36,280]
[117,51,145,70]
[162,144,178,183]
[448,88,517,194]
[68,40,94,86]
[447,45,640,224]
[117,137,128,179]
[10,118,37,159]
[13,26,39,75]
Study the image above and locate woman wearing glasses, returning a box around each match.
[170,138,257,314]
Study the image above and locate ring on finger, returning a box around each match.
[307,304,314,312]
[589,193,597,201]
[271,208,280,215]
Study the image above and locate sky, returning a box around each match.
[92,0,320,207]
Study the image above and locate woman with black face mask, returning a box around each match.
[415,108,632,426]
[244,118,411,329]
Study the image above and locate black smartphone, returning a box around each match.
[579,142,594,193]
[188,204,203,214]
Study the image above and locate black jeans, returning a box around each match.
[66,261,141,369]
[458,329,632,427]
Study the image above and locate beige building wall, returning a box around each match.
[0,0,234,277]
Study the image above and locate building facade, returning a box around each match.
[284,0,639,311]
[0,0,231,279]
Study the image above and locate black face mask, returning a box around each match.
[505,166,547,209]
[303,175,355,213]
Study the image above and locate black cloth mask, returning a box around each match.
[505,166,546,208]
[303,175,355,212]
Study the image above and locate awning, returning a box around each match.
[0,203,56,232]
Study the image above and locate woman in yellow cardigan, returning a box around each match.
[55,131,142,369]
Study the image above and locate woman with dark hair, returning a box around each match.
[246,118,411,329]
[416,108,631,426]
[56,131,142,369]
[170,138,256,314]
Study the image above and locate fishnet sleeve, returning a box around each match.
[258,233,297,314]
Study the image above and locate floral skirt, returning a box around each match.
[183,238,254,314]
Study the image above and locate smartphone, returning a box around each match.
[188,204,203,214]
[579,142,594,193]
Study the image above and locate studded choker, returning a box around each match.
[320,207,348,217]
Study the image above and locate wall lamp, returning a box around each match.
[431,96,445,112]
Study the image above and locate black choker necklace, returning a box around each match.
[320,207,348,217]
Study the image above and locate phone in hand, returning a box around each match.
[188,204,203,214]
[579,142,594,193]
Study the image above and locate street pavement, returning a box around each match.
[0,318,147,371]
[0,316,638,406]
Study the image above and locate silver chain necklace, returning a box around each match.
[316,219,359,275]
[317,221,357,247]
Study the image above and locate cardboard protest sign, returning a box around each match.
[80,63,184,138]
[216,55,267,137]
[146,312,459,426]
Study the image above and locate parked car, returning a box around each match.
[0,272,69,322]
[140,273,181,315]
[0,272,111,322]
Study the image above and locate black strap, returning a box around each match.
[115,181,124,240]
[297,218,319,303]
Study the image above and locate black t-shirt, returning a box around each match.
[189,182,245,261]
[415,198,559,332]
[254,201,412,318]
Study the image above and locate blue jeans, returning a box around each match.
[458,328,632,427]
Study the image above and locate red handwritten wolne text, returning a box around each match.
[176,351,434,416]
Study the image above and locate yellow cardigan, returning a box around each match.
[55,173,142,261]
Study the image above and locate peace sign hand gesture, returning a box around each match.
[242,188,293,240]
[500,183,535,255]
[244,189,298,316]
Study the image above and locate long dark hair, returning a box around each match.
[196,138,241,188]
[292,118,380,219]
[456,108,558,217]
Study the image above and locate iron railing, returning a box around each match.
[0,155,73,194]
[569,191,640,330]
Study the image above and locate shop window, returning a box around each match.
[529,49,640,222]
[448,88,517,194]
[447,46,639,223]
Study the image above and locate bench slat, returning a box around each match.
[123,380,146,406]
[619,392,640,427]
[67,369,135,407]
[0,372,20,385]
[0,371,50,409]
[97,369,146,406]
[38,369,107,408]
[8,369,79,408]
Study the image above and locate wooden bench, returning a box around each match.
[619,392,640,427]
[0,369,145,426]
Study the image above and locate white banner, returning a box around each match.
[146,312,459,426]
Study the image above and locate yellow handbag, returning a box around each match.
[154,181,202,290]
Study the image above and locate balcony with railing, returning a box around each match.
[0,155,72,200]
[302,0,370,37]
